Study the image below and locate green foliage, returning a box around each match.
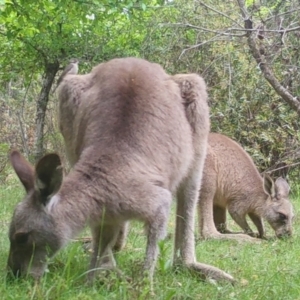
[142,0,300,178]
[0,143,9,182]
[0,0,161,161]
[0,0,159,78]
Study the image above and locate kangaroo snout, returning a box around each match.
[275,228,292,239]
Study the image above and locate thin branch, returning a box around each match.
[163,23,245,36]
[264,8,300,22]
[229,26,300,33]
[179,34,228,59]
[236,0,300,115]
[236,0,248,19]
[164,22,300,34]
[264,162,300,174]
[0,28,48,64]
[19,37,48,63]
[196,0,243,28]
[201,54,226,76]
[16,111,29,158]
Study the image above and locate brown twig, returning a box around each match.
[264,162,300,174]
[236,0,300,115]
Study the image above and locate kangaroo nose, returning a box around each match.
[276,230,292,239]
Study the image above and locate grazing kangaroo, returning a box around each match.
[8,58,234,285]
[199,133,293,241]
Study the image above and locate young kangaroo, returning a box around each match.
[8,58,234,285]
[199,133,293,240]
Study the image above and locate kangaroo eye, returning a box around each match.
[278,213,287,220]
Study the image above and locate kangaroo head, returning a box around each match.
[262,174,293,238]
[8,150,63,279]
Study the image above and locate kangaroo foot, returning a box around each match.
[201,232,261,243]
[186,262,235,284]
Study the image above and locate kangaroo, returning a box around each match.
[7,58,234,285]
[199,133,293,241]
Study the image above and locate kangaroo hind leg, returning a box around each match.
[142,187,172,284]
[175,172,235,283]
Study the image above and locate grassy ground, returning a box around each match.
[0,179,299,300]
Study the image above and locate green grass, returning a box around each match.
[0,180,300,300]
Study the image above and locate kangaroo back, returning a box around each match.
[8,58,234,284]
[58,58,194,190]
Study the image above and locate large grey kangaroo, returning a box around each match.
[199,133,293,241]
[8,58,234,285]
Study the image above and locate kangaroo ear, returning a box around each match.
[10,150,34,193]
[263,174,276,198]
[274,177,290,198]
[35,153,63,205]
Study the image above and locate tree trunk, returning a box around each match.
[34,61,59,162]
[236,0,300,115]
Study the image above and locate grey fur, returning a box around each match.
[8,58,234,284]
